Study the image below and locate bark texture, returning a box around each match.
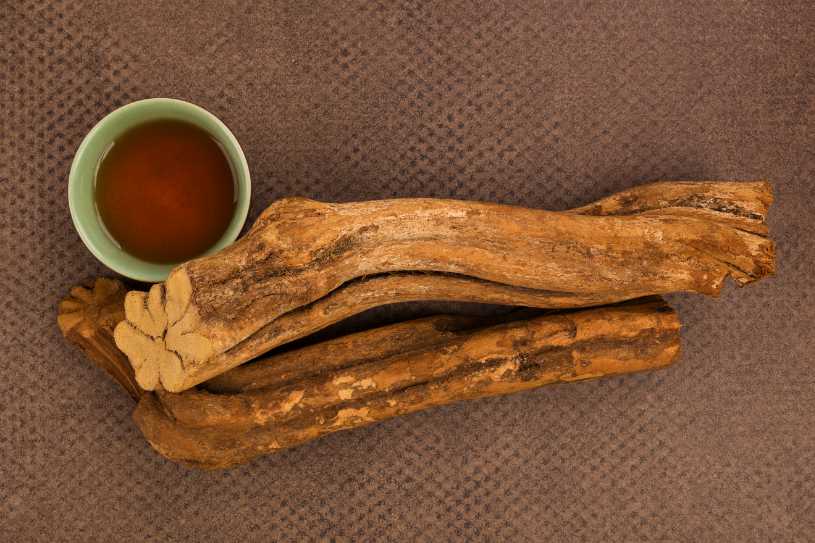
[203,313,487,393]
[135,298,680,469]
[114,181,774,392]
[58,278,143,400]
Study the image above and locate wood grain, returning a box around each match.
[134,298,681,469]
[114,181,772,392]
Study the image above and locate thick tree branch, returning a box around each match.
[114,181,773,392]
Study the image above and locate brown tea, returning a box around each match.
[94,119,235,264]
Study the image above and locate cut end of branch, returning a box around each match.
[166,269,193,325]
[58,278,143,400]
[114,274,212,392]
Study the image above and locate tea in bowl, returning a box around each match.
[68,98,251,282]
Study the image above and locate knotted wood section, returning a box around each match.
[114,180,773,392]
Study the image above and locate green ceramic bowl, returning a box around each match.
[68,98,251,282]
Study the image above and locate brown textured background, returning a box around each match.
[2,1,814,541]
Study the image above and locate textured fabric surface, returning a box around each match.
[2,1,814,541]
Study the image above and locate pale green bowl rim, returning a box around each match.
[68,98,250,282]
